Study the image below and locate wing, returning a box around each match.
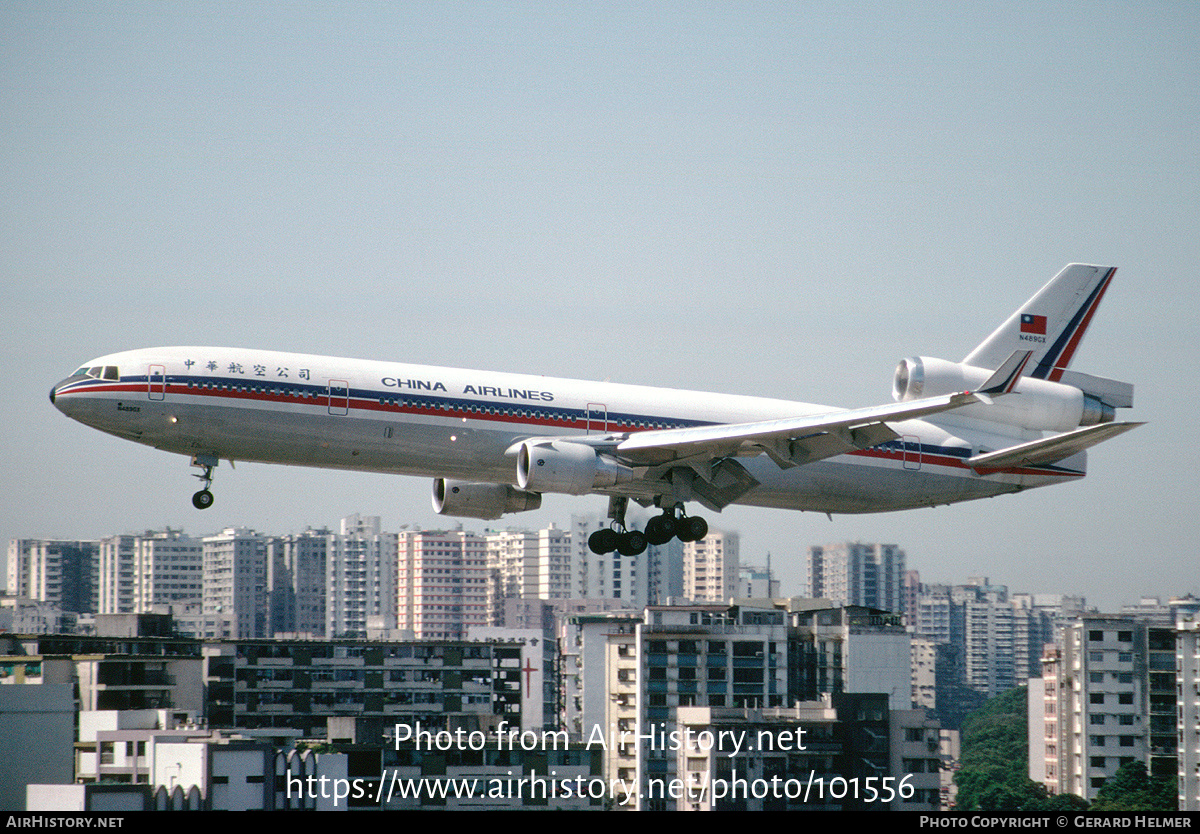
[595,391,982,511]
[616,391,982,468]
[613,351,1025,471]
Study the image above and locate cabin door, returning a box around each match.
[327,380,350,416]
[586,403,607,434]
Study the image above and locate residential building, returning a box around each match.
[202,528,268,639]
[1178,616,1200,810]
[99,534,136,614]
[397,529,487,639]
[806,542,904,614]
[1035,616,1177,802]
[326,515,396,638]
[203,635,539,737]
[573,514,682,608]
[131,529,202,614]
[682,530,739,603]
[266,527,328,637]
[7,538,97,614]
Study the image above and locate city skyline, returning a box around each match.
[3,4,1197,614]
[6,513,1190,617]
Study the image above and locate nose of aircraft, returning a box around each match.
[49,377,73,411]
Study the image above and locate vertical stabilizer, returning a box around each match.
[964,264,1117,381]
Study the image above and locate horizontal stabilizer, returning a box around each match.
[968,422,1143,471]
[1056,369,1134,409]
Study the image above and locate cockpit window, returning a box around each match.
[71,366,118,380]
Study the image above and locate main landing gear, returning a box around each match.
[190,454,217,510]
[588,498,708,556]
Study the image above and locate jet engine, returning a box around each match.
[432,478,541,520]
[516,440,634,495]
[893,356,1115,432]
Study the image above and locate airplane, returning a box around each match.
[50,264,1141,557]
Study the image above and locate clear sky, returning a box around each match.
[3,2,1197,611]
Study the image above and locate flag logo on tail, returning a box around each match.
[1020,314,1047,335]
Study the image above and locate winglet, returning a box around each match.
[977,350,1035,395]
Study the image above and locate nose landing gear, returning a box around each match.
[190,454,217,510]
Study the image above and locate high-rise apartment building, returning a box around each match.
[485,524,575,624]
[912,579,1081,723]
[1178,616,1200,810]
[326,514,396,638]
[7,539,97,613]
[1034,616,1177,802]
[606,601,915,810]
[571,514,682,607]
[131,529,202,613]
[807,542,905,614]
[397,529,488,639]
[98,535,136,614]
[266,527,328,637]
[682,530,738,603]
[202,527,268,639]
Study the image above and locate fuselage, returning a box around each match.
[50,346,1085,515]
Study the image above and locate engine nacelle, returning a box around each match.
[516,440,634,495]
[893,356,1115,432]
[432,478,541,520]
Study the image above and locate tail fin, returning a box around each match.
[964,264,1118,382]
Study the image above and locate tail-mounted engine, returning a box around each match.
[893,356,1118,432]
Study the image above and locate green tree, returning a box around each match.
[1090,762,1176,812]
[954,686,1086,812]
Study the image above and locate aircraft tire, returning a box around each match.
[644,515,676,545]
[192,489,214,510]
[677,516,707,542]
[617,530,648,556]
[589,528,619,554]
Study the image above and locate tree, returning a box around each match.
[1090,762,1177,812]
[953,686,1085,812]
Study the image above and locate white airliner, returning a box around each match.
[50,264,1140,556]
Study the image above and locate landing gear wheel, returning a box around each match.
[644,514,677,546]
[588,528,620,555]
[616,530,648,556]
[676,515,708,542]
[192,489,214,510]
